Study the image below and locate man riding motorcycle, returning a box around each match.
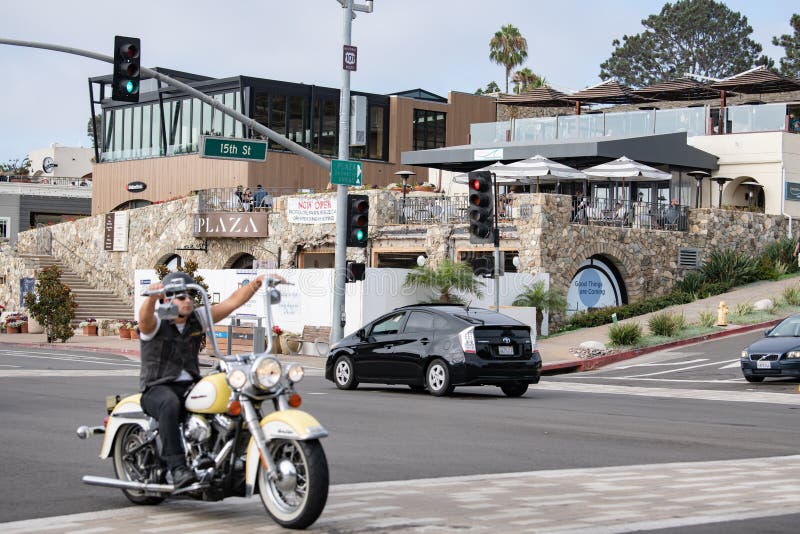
[138,271,268,488]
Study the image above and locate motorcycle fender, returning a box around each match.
[99,394,154,459]
[244,410,328,497]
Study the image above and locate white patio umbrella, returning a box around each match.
[453,162,525,185]
[501,154,587,193]
[582,156,671,199]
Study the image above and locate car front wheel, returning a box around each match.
[500,382,529,397]
[333,356,358,390]
[427,359,454,396]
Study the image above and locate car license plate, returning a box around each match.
[498,346,514,356]
[757,360,772,369]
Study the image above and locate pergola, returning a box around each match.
[568,79,653,115]
[495,86,574,108]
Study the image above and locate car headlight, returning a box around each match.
[251,355,282,390]
[740,350,749,359]
[227,369,248,389]
[286,363,305,383]
[787,351,800,359]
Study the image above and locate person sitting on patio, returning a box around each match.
[573,191,588,223]
[613,202,626,223]
[664,198,681,228]
[253,185,266,207]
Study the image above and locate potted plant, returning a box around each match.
[117,320,131,339]
[128,320,140,340]
[19,313,29,333]
[79,318,98,336]
[98,319,115,336]
[6,319,24,334]
[413,182,437,192]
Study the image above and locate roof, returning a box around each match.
[634,77,726,101]
[711,66,800,94]
[569,80,652,104]
[496,86,574,107]
[400,132,718,173]
[390,89,448,102]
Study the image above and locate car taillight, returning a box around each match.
[530,330,537,350]
[459,327,476,354]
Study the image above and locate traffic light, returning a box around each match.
[112,36,141,102]
[346,194,369,247]
[346,261,366,282]
[468,171,494,244]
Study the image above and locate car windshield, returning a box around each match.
[768,318,800,337]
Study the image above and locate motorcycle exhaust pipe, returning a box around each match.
[82,475,173,493]
[76,426,105,439]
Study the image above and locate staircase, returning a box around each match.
[21,254,134,327]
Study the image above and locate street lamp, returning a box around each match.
[394,170,415,223]
[713,177,732,209]
[687,170,709,208]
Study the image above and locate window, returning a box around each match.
[254,92,269,138]
[0,217,9,239]
[288,95,305,145]
[368,105,385,160]
[413,109,446,150]
[270,94,287,150]
[404,312,435,334]
[371,313,406,336]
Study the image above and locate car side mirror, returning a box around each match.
[764,328,772,336]
[357,328,366,341]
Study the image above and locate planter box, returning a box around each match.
[20,322,28,334]
[119,327,131,339]
[130,328,139,340]
[82,325,98,336]
[7,326,20,334]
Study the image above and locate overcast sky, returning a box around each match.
[0,0,796,163]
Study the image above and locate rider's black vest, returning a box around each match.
[139,312,204,392]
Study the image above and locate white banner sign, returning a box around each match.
[286,196,336,224]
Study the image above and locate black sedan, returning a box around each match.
[324,304,541,397]
[740,314,800,382]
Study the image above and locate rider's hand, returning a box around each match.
[146,282,164,300]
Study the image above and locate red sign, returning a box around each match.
[343,45,357,71]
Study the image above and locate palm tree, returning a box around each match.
[475,81,501,95]
[404,258,485,304]
[489,24,528,94]
[513,280,567,336]
[512,68,546,94]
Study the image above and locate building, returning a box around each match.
[28,144,94,182]
[87,70,495,214]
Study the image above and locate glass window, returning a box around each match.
[288,95,304,145]
[368,105,385,160]
[254,92,269,139]
[233,91,244,137]
[132,106,142,157]
[371,313,406,336]
[142,105,152,157]
[122,107,132,157]
[103,110,114,160]
[202,100,213,136]
[413,109,446,150]
[270,94,286,150]
[404,312,436,334]
[180,99,191,152]
[211,94,223,136]
[153,104,163,155]
[0,217,9,239]
[223,92,234,136]
[191,98,201,151]
[319,99,337,156]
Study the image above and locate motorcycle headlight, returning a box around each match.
[286,363,305,383]
[251,355,282,390]
[227,369,248,389]
[787,351,800,359]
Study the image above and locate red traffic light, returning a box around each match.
[119,43,139,60]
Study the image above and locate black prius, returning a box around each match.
[324,304,541,397]
[740,313,800,383]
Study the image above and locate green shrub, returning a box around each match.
[762,238,798,273]
[701,248,760,287]
[675,272,705,294]
[733,301,755,316]
[608,322,642,346]
[783,285,800,306]
[567,291,694,329]
[648,312,685,337]
[697,310,716,327]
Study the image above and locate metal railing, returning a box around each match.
[0,175,92,187]
[570,197,688,231]
[391,194,516,224]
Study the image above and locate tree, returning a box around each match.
[512,68,546,94]
[512,280,567,337]
[1,157,31,175]
[489,24,528,93]
[772,14,800,77]
[599,0,772,87]
[24,265,77,343]
[87,114,103,152]
[404,258,485,304]
[475,81,501,95]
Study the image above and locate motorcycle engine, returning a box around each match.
[184,414,212,443]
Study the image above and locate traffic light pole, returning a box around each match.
[492,173,501,311]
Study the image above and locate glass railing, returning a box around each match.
[470,103,792,145]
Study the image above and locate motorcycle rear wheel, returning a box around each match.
[112,424,165,505]
[258,438,329,529]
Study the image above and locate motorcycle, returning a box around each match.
[77,277,329,530]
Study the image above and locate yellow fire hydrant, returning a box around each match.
[717,301,729,326]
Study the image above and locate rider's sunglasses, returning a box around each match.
[165,293,189,301]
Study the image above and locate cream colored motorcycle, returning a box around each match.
[77,277,329,530]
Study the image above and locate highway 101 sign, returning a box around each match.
[200,136,268,162]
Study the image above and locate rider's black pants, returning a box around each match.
[141,382,193,470]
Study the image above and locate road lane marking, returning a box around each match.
[536,381,800,404]
[615,358,707,369]
[622,358,740,378]
[720,361,743,369]
[0,353,138,367]
[0,370,139,378]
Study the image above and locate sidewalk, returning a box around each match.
[3,275,800,373]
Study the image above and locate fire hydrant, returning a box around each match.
[717,301,729,326]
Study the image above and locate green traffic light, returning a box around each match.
[355,229,365,241]
[125,80,138,94]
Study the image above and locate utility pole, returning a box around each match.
[332,0,373,343]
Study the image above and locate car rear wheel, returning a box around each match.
[427,359,454,396]
[744,375,765,383]
[333,356,358,390]
[500,382,528,397]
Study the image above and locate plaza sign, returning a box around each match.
[193,212,269,238]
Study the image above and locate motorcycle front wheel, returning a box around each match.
[112,424,165,505]
[258,439,329,529]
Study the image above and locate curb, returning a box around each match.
[575,318,782,372]
[0,341,140,358]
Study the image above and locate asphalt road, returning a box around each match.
[2,339,800,532]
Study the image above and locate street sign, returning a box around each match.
[200,136,268,162]
[343,45,357,71]
[331,159,363,186]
